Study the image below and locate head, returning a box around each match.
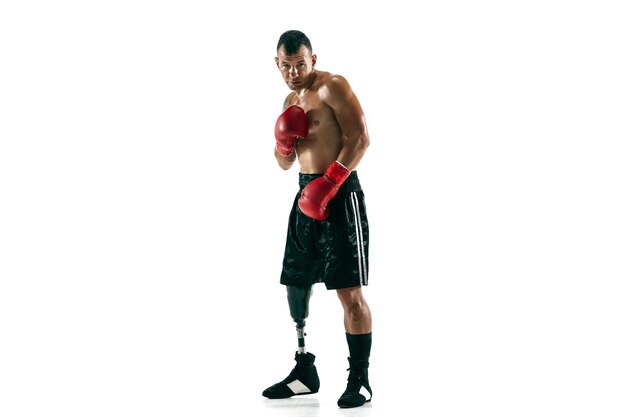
[275,30,317,91]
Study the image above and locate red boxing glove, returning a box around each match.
[275,105,309,156]
[298,161,351,221]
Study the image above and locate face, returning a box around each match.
[275,45,317,91]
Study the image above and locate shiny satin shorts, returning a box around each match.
[280,171,369,290]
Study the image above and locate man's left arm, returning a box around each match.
[297,76,370,221]
[325,75,370,170]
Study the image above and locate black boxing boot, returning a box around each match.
[262,352,320,399]
[337,357,372,408]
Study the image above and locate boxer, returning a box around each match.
[262,30,373,409]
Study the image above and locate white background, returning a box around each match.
[1,1,625,416]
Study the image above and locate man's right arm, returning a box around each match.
[273,104,309,170]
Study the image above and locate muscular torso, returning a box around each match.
[284,71,344,174]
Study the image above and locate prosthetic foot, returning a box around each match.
[263,285,319,399]
[262,352,320,399]
[337,357,372,408]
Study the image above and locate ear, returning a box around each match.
[275,56,280,68]
[311,54,317,67]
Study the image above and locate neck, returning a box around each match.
[298,71,316,94]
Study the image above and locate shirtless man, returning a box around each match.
[261,30,373,409]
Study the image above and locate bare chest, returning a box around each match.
[289,94,338,137]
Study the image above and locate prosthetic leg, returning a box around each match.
[287,285,312,353]
[262,285,320,399]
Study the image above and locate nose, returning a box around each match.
[288,66,298,77]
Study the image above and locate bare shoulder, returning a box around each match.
[316,71,350,90]
[282,91,298,108]
[318,72,355,105]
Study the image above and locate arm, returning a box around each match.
[274,95,306,170]
[297,76,370,221]
[323,75,370,170]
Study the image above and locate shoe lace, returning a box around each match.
[344,366,364,392]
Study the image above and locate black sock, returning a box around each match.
[346,332,372,361]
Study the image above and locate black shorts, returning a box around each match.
[280,171,369,290]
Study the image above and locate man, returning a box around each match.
[261,30,373,409]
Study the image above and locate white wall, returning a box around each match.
[1,1,624,416]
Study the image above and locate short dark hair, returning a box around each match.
[277,30,312,55]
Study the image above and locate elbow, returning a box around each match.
[275,149,295,170]
[276,158,292,170]
[359,133,370,152]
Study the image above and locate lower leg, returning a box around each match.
[262,285,319,399]
[336,287,373,407]
[287,285,313,353]
[337,286,372,334]
[337,287,372,361]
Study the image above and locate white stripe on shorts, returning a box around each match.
[350,192,367,285]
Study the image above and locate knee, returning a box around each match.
[342,298,366,321]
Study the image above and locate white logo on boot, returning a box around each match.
[287,379,312,394]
